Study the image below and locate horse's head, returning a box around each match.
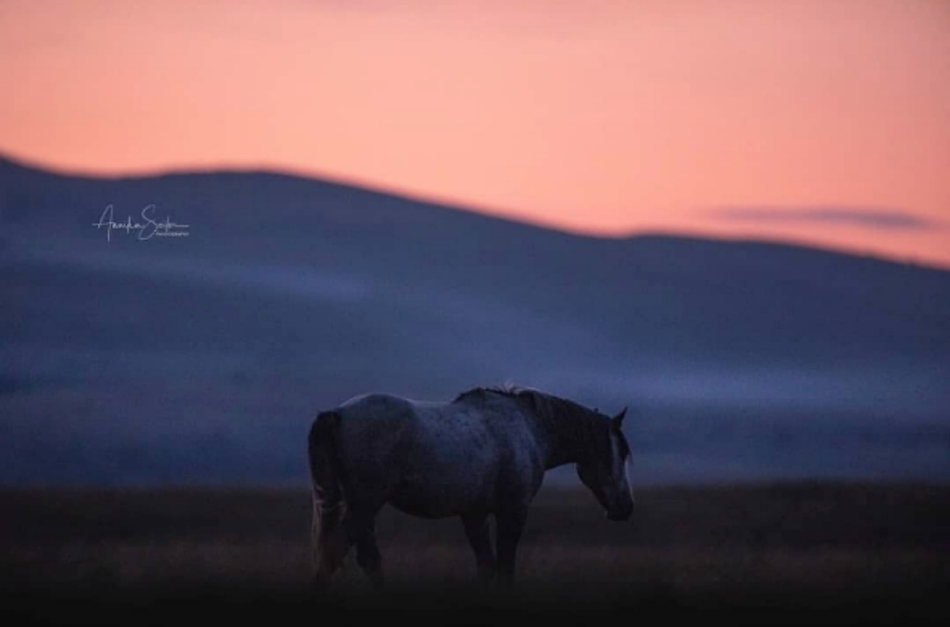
[576,407,634,522]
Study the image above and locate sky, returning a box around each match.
[1,0,948,268]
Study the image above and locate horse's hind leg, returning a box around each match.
[343,508,384,590]
[461,512,495,582]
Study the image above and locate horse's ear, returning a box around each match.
[612,407,627,429]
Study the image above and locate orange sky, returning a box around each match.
[1,0,948,268]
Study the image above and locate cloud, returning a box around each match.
[710,207,942,231]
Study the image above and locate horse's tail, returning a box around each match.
[308,410,345,502]
[308,410,346,578]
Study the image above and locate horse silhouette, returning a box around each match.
[307,385,633,588]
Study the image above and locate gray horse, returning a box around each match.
[307,385,634,588]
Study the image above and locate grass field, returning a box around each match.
[2,482,949,624]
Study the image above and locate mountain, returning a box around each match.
[1,154,948,485]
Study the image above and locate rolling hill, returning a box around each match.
[2,154,948,485]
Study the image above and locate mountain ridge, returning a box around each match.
[2,151,946,274]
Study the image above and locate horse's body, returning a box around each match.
[307,386,633,587]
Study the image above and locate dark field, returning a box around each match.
[2,482,949,624]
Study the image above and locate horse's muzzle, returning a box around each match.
[606,503,633,521]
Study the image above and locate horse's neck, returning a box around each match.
[531,408,594,469]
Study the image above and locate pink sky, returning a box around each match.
[1,0,948,268]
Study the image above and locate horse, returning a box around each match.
[306,385,634,588]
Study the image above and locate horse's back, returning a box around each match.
[326,392,542,516]
[333,392,494,474]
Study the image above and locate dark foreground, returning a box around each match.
[2,482,949,624]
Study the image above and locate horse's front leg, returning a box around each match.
[461,512,495,582]
[494,507,528,585]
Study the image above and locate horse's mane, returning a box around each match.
[453,384,599,430]
[453,384,628,464]
[453,384,529,404]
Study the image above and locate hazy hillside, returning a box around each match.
[2,154,948,485]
